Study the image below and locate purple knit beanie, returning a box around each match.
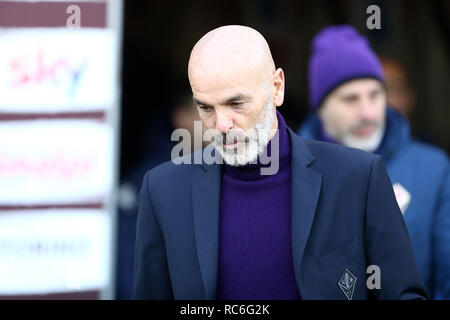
[308,25,385,109]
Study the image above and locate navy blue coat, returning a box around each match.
[134,128,428,299]
[298,108,450,299]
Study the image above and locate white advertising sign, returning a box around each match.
[0,28,116,111]
[0,120,114,204]
[0,209,111,294]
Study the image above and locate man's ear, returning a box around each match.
[272,68,285,107]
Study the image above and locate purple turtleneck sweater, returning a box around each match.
[216,111,301,300]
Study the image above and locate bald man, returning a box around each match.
[134,25,427,300]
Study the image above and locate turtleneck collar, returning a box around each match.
[223,110,291,181]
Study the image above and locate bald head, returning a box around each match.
[188,25,275,89]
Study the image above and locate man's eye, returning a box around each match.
[230,102,243,108]
[370,91,380,99]
[199,105,212,112]
[343,97,358,104]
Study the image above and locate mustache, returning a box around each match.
[350,121,379,132]
[211,130,251,144]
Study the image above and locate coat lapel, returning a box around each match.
[191,149,221,300]
[288,129,322,292]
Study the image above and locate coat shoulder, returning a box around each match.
[405,140,448,167]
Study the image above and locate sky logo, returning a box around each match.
[9,49,89,98]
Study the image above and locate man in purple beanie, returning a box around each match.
[298,25,450,299]
[134,25,428,300]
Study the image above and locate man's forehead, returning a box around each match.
[190,66,263,103]
[335,79,384,95]
[190,56,263,86]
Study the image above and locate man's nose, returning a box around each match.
[215,110,233,133]
[360,99,376,120]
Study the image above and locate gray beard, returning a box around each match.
[340,122,385,152]
[212,96,275,166]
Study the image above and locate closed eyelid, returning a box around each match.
[198,105,213,111]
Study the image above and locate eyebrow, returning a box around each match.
[338,92,359,100]
[221,94,252,105]
[193,93,252,107]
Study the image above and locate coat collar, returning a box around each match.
[191,128,322,299]
[298,107,411,161]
